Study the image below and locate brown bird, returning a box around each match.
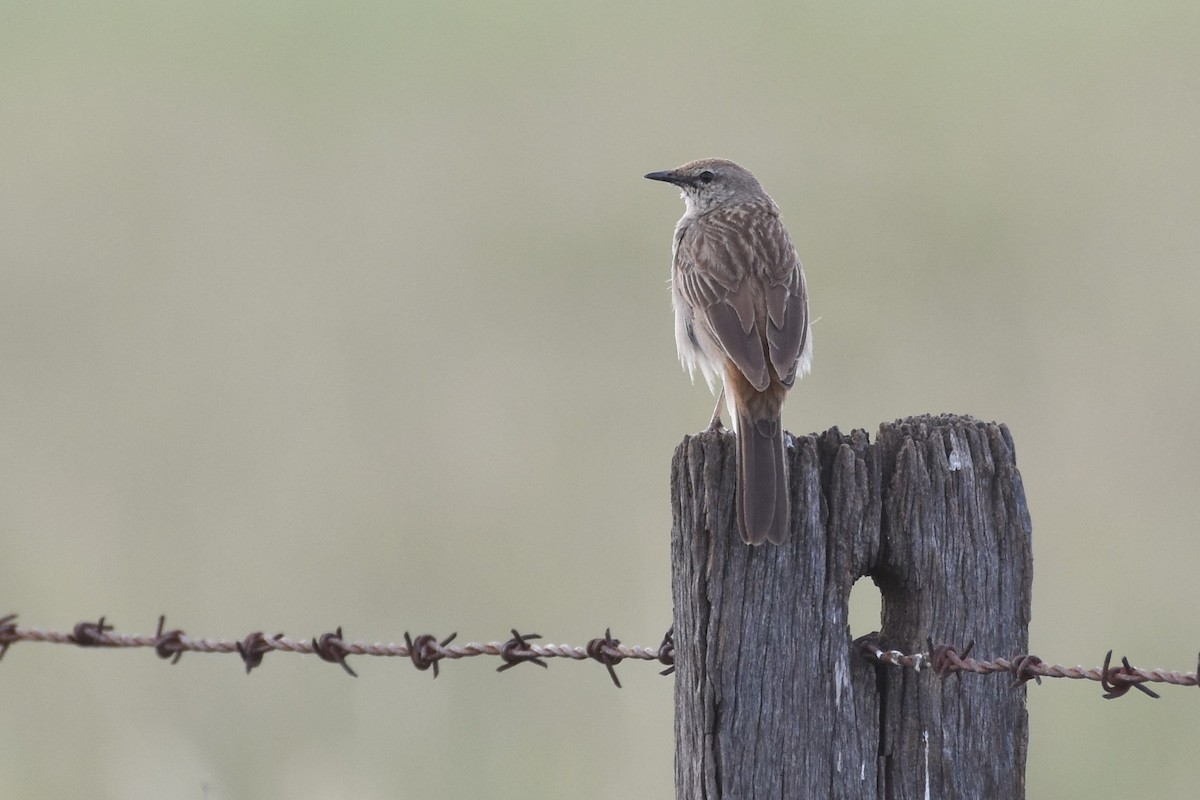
[646,159,811,545]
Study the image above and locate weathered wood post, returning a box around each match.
[671,414,1033,799]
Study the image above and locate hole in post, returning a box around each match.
[849,575,883,640]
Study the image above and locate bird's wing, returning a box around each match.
[675,209,771,391]
[758,213,809,388]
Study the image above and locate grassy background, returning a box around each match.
[3,2,1200,797]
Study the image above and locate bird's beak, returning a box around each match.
[644,170,683,185]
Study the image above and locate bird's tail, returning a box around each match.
[735,408,789,545]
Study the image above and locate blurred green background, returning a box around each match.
[3,2,1199,797]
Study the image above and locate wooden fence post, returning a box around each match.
[670,414,1033,799]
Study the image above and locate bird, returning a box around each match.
[645,158,811,545]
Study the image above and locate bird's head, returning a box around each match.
[644,158,767,218]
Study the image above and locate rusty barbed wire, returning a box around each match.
[854,632,1190,699]
[2,614,1195,697]
[0,614,671,687]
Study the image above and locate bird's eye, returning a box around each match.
[697,170,715,184]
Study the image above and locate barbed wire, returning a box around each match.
[854,632,1193,699]
[0,614,672,687]
[1,614,1194,697]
